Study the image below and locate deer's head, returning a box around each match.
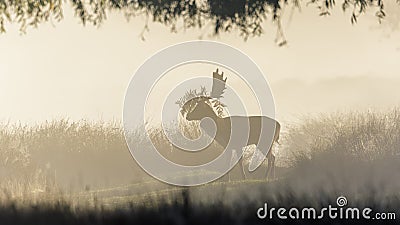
[184,97,215,121]
[179,69,227,121]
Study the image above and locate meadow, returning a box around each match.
[0,109,399,224]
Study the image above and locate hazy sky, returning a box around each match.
[0,4,399,126]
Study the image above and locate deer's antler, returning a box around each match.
[211,69,227,99]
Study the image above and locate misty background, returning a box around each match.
[0,5,399,126]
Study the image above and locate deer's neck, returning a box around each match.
[202,105,219,121]
[200,115,230,149]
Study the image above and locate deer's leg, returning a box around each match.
[265,149,275,180]
[266,154,272,180]
[270,154,276,180]
[239,157,246,180]
[228,149,238,182]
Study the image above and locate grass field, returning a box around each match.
[0,109,399,224]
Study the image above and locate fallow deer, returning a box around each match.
[180,69,280,180]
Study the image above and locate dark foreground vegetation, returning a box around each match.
[0,109,399,224]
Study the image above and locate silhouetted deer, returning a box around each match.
[180,69,280,180]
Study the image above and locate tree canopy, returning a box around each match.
[0,0,396,43]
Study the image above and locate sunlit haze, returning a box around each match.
[0,5,399,126]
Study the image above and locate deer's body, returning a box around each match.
[180,69,280,180]
[198,116,280,149]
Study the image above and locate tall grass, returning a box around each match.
[0,109,399,224]
[276,109,400,212]
[283,109,400,165]
[0,119,143,191]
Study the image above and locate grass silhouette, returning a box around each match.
[0,109,399,224]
